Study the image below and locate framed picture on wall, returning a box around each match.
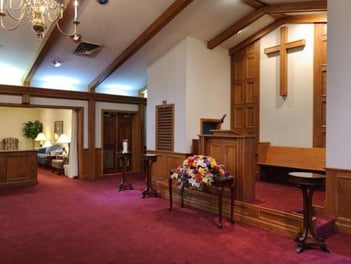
[54,121,63,141]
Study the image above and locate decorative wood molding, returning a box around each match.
[0,84,146,105]
[22,94,30,104]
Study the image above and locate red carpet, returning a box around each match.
[254,181,325,212]
[0,168,350,264]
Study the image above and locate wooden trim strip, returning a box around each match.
[0,85,146,104]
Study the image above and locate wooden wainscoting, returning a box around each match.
[150,151,190,184]
[326,168,351,234]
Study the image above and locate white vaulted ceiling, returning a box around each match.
[0,0,327,96]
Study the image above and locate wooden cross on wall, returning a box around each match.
[264,26,305,97]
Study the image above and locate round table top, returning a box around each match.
[288,172,326,186]
[289,172,326,179]
[141,153,157,161]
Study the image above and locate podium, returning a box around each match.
[198,130,256,201]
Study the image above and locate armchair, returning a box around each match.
[2,137,19,150]
[37,144,63,167]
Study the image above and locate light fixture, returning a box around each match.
[52,60,61,67]
[35,132,47,147]
[57,133,70,154]
[0,0,80,39]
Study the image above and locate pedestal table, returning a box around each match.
[288,172,330,253]
[116,152,133,191]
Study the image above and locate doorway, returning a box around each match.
[103,112,133,174]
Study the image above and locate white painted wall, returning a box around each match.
[39,109,72,143]
[147,37,230,153]
[147,38,187,152]
[327,0,351,169]
[186,37,230,147]
[260,24,314,147]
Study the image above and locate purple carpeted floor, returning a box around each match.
[0,168,350,264]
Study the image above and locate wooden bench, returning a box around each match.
[257,142,326,182]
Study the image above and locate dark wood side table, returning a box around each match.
[141,154,159,198]
[288,172,330,253]
[169,174,235,228]
[116,152,133,191]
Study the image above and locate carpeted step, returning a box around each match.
[314,216,336,239]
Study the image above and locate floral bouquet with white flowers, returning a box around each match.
[170,155,225,192]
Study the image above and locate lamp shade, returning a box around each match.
[35,133,46,141]
[57,134,70,144]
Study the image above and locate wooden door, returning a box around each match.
[116,114,133,171]
[103,112,133,173]
[103,114,117,173]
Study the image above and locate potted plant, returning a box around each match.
[23,120,43,139]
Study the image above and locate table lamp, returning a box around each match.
[35,133,47,147]
[57,134,71,154]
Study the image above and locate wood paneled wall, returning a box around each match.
[326,168,351,233]
[231,41,259,136]
[313,23,327,147]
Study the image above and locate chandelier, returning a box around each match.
[0,0,80,39]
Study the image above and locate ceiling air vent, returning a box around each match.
[73,42,103,57]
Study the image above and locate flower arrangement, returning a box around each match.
[171,155,225,191]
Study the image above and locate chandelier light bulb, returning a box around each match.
[0,0,81,40]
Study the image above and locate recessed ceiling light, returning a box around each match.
[52,60,62,68]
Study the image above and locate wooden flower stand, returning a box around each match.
[169,174,235,228]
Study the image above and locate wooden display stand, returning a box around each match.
[198,130,256,202]
[116,152,133,191]
[0,150,37,187]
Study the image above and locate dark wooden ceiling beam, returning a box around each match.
[22,0,80,86]
[207,6,268,49]
[241,0,265,8]
[285,13,327,24]
[88,0,194,92]
[207,0,327,50]
[229,17,287,55]
[267,1,327,14]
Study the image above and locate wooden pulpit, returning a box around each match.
[198,130,256,202]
